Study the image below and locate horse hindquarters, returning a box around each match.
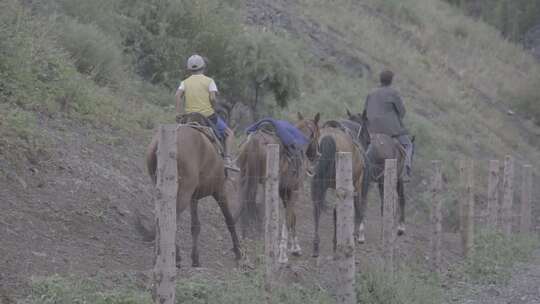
[311,135,336,257]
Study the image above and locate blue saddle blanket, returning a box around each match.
[245,118,309,149]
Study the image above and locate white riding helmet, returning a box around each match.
[187,54,205,71]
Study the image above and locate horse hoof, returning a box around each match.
[397,226,405,236]
[312,253,319,258]
[291,251,302,257]
[192,262,201,268]
[176,262,182,269]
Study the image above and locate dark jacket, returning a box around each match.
[362,86,408,137]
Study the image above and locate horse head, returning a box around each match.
[296,112,321,162]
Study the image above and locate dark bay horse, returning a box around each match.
[347,110,412,240]
[146,113,242,267]
[310,117,366,257]
[236,113,320,257]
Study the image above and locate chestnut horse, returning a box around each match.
[236,113,320,257]
[146,113,242,267]
[310,116,366,257]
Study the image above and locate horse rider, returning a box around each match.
[362,70,413,181]
[175,54,240,172]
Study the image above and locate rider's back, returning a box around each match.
[364,86,407,137]
[183,74,215,117]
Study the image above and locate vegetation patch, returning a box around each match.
[22,271,336,304]
[457,231,539,284]
[357,264,443,304]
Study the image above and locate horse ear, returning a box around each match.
[314,113,320,125]
[346,108,352,118]
[411,135,416,143]
[297,112,304,120]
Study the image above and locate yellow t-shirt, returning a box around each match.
[180,74,217,117]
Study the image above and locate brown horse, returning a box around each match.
[347,110,413,239]
[310,117,366,257]
[146,113,242,267]
[237,113,320,257]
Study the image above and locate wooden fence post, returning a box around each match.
[430,161,443,272]
[264,144,280,300]
[335,152,356,304]
[153,125,177,304]
[520,165,533,234]
[382,159,397,274]
[502,155,515,236]
[487,160,500,229]
[460,160,474,257]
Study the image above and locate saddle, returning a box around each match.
[176,113,224,156]
[322,119,364,151]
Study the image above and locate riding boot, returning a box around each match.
[223,131,240,173]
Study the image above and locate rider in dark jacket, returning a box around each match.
[362,70,413,180]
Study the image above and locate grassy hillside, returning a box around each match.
[2,0,540,301]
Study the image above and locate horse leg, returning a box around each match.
[397,179,406,236]
[213,191,242,261]
[175,186,194,268]
[288,189,301,256]
[190,199,201,267]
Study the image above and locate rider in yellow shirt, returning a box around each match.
[176,54,239,172]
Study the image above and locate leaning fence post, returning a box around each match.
[502,155,515,236]
[460,159,474,257]
[520,165,533,234]
[153,125,177,304]
[430,161,443,272]
[264,144,280,301]
[335,152,356,304]
[487,160,500,229]
[382,159,397,274]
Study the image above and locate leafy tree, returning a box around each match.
[228,29,302,118]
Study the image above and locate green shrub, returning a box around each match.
[57,18,125,86]
[357,264,442,304]
[176,271,335,304]
[23,272,335,304]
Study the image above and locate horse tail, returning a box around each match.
[240,134,263,231]
[146,132,159,185]
[311,135,336,211]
